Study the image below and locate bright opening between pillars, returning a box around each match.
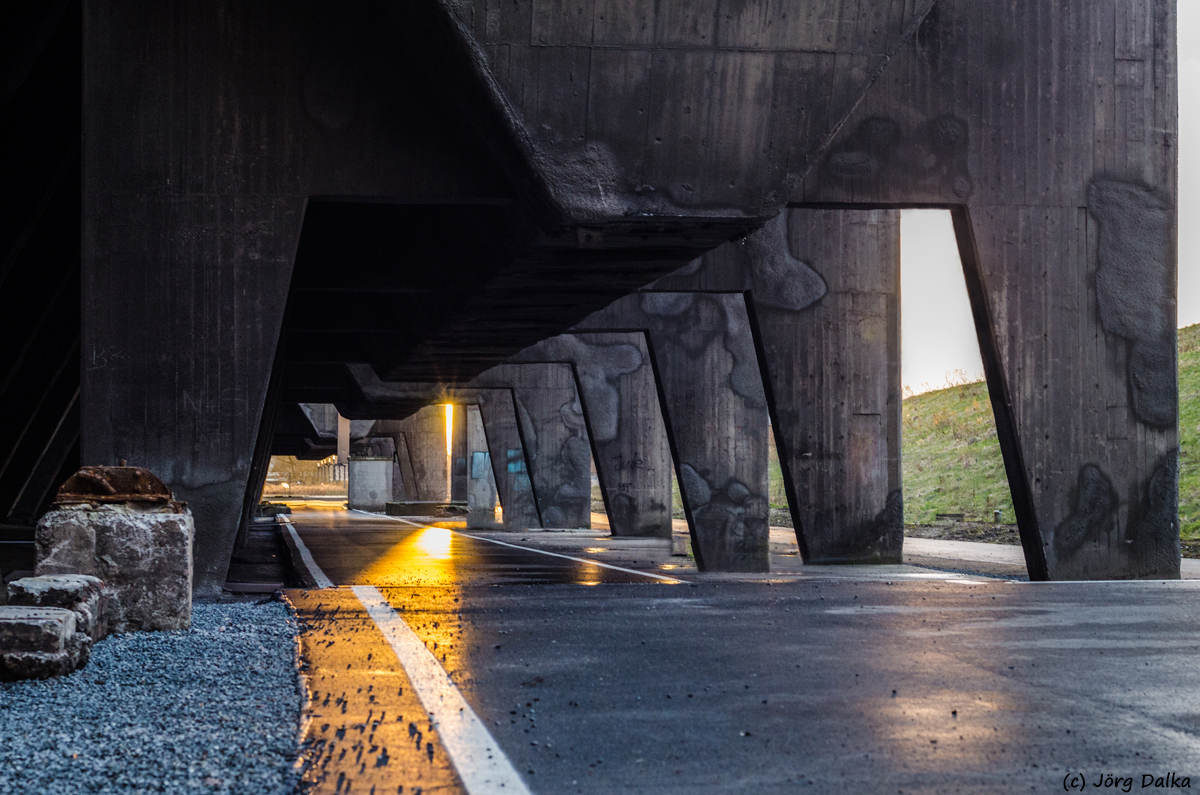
[898,209,1016,531]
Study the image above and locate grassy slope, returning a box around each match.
[901,380,1016,524]
[901,323,1200,535]
[1180,323,1199,537]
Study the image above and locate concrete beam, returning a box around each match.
[510,333,672,538]
[575,293,770,572]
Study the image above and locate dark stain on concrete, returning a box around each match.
[1087,178,1176,428]
[680,464,769,573]
[1053,465,1117,562]
[822,114,971,199]
[741,212,827,312]
[1129,449,1180,579]
[871,489,905,563]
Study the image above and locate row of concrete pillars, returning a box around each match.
[328,198,1179,583]
[343,209,905,574]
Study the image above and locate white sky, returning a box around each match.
[901,5,1199,394]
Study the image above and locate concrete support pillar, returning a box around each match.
[653,209,903,563]
[576,293,769,571]
[391,432,416,501]
[472,364,593,530]
[465,405,499,528]
[473,389,540,530]
[793,0,1178,580]
[372,406,447,502]
[958,201,1178,580]
[348,458,393,512]
[511,333,672,537]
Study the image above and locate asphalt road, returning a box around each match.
[285,508,1200,794]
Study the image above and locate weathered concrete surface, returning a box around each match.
[473,389,541,531]
[472,364,593,529]
[576,293,769,571]
[511,332,672,538]
[7,574,108,643]
[81,1,515,597]
[0,607,91,681]
[36,504,193,632]
[373,406,449,502]
[392,432,417,501]
[465,405,500,528]
[791,1,1178,581]
[653,209,903,563]
[347,458,393,512]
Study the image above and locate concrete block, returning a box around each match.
[36,504,193,632]
[348,458,394,511]
[7,575,109,643]
[0,606,91,681]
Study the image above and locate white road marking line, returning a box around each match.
[356,510,686,584]
[281,519,532,793]
[280,517,334,589]
[352,585,533,795]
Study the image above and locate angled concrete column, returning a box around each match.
[473,389,541,531]
[472,364,593,530]
[794,0,1178,580]
[465,405,500,528]
[576,293,769,571]
[511,333,672,537]
[652,210,903,563]
[392,432,418,501]
[372,406,448,502]
[958,201,1178,580]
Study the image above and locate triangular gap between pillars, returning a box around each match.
[901,208,1035,578]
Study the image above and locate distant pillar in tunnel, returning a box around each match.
[652,209,903,564]
[510,332,672,538]
[465,405,499,528]
[472,364,593,530]
[348,458,393,512]
[473,389,540,531]
[575,293,769,571]
[372,406,448,503]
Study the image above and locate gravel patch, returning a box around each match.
[0,601,303,795]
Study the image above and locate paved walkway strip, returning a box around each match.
[352,585,533,795]
[360,511,686,584]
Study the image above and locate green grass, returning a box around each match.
[901,379,1016,524]
[901,323,1200,535]
[1180,323,1200,538]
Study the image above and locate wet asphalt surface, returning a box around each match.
[286,509,1200,794]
